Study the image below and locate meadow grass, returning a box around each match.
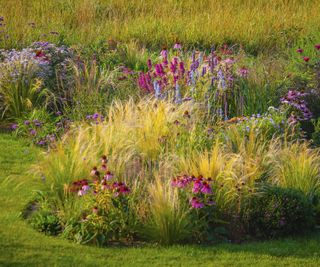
[1,133,320,266]
[0,0,319,54]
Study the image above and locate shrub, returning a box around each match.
[242,186,314,239]
[29,210,62,236]
[59,158,137,246]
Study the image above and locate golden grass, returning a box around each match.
[1,0,319,52]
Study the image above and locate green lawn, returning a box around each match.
[0,133,320,267]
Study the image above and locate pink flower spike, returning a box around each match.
[296,48,303,53]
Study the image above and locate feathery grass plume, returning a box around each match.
[271,142,320,200]
[143,178,191,245]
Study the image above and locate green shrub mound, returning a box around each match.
[242,186,315,239]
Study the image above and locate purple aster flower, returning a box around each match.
[30,129,36,136]
[11,124,18,130]
[92,113,99,120]
[37,140,46,146]
[24,120,30,125]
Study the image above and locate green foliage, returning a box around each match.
[14,108,68,146]
[242,186,314,238]
[312,118,320,146]
[64,60,139,121]
[29,210,62,236]
[0,77,51,120]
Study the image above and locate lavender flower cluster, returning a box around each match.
[0,42,73,86]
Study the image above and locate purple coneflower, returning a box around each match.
[200,182,212,194]
[190,197,204,209]
[173,42,182,50]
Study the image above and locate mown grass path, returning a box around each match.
[0,133,320,267]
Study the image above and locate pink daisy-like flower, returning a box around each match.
[190,197,204,209]
[173,43,182,50]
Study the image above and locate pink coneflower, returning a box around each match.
[90,167,98,177]
[101,164,107,171]
[78,189,85,196]
[192,180,202,193]
[296,48,303,53]
[101,155,108,164]
[173,42,182,50]
[82,184,90,192]
[190,197,204,209]
[92,207,98,214]
[303,56,310,62]
[315,44,320,50]
[200,182,212,194]
[104,171,113,180]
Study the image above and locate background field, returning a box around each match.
[1,0,320,54]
